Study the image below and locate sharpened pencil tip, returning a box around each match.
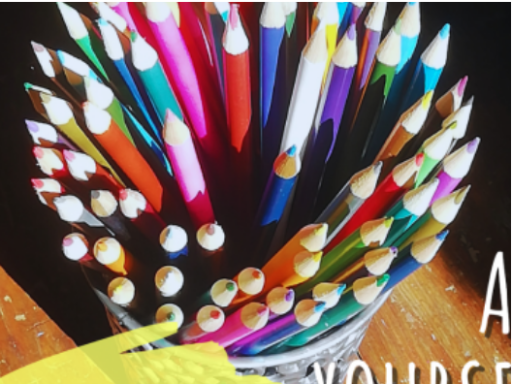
[26,120,38,132]
[312,251,323,262]
[458,76,469,97]
[90,190,100,200]
[206,224,216,235]
[377,274,390,287]
[228,3,240,29]
[314,223,328,237]
[24,82,33,90]
[97,18,108,26]
[130,31,138,42]
[314,301,326,313]
[374,161,383,174]
[337,284,347,295]
[390,246,398,255]
[447,121,457,130]
[62,237,74,247]
[167,312,176,322]
[63,150,74,161]
[440,24,450,39]
[56,50,65,63]
[408,2,417,5]
[467,137,480,154]
[165,108,178,123]
[285,289,295,302]
[464,96,474,107]
[455,185,471,203]
[252,269,263,280]
[33,146,44,159]
[436,230,449,241]
[422,91,434,108]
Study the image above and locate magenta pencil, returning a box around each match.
[431,138,480,204]
[193,302,270,347]
[108,2,137,32]
[163,109,216,230]
[145,3,227,186]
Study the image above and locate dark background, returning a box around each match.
[0,3,510,345]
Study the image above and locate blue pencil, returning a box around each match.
[384,230,448,291]
[363,3,421,164]
[398,24,450,116]
[260,3,287,183]
[251,146,301,265]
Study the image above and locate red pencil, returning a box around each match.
[223,4,253,224]
[328,153,424,249]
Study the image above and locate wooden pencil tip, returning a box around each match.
[26,120,38,132]
[314,223,328,237]
[422,91,434,108]
[286,145,297,156]
[91,190,101,200]
[31,178,43,188]
[206,224,216,235]
[119,189,128,201]
[256,306,269,316]
[337,284,347,295]
[314,301,326,313]
[347,23,356,40]
[252,269,263,280]
[62,237,74,247]
[312,251,323,262]
[211,310,221,320]
[440,23,450,39]
[165,108,178,123]
[228,3,240,28]
[455,185,471,203]
[285,289,295,302]
[390,247,398,255]
[384,218,394,228]
[62,149,75,161]
[226,281,236,292]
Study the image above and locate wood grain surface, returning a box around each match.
[0,266,76,377]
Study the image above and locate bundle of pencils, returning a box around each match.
[26,2,480,356]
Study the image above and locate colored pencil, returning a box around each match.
[285,275,389,347]
[382,178,440,247]
[262,250,322,295]
[414,125,456,187]
[193,279,238,311]
[119,189,165,244]
[155,266,184,302]
[262,223,328,273]
[108,277,137,309]
[25,83,57,120]
[63,149,121,195]
[252,146,301,261]
[441,97,474,151]
[91,2,129,36]
[366,2,421,162]
[311,283,346,309]
[146,3,227,185]
[31,41,80,106]
[38,93,124,184]
[163,110,216,229]
[421,76,468,142]
[227,299,325,355]
[395,185,470,251]
[386,231,448,291]
[197,223,226,279]
[130,31,183,122]
[57,2,109,79]
[56,50,100,100]
[193,302,269,347]
[83,101,169,214]
[341,25,401,180]
[93,237,137,276]
[330,154,423,246]
[33,147,77,191]
[62,233,95,264]
[373,91,433,175]
[316,162,382,244]
[53,194,109,238]
[280,23,328,155]
[26,120,77,151]
[223,4,254,223]
[332,247,397,286]
[260,2,287,182]
[179,305,226,344]
[32,178,65,211]
[295,217,393,297]
[399,24,450,115]
[344,2,386,129]
[155,304,184,329]
[160,225,188,262]
[106,2,137,32]
[288,24,358,235]
[431,138,480,204]
[90,190,130,241]
[230,268,266,308]
[266,287,295,317]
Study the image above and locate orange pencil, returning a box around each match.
[223,4,253,223]
[83,102,167,213]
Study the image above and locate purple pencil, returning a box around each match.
[431,138,480,204]
[287,24,358,236]
[226,299,326,356]
[345,3,386,130]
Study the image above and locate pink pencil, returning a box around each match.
[163,109,216,230]
[107,2,137,32]
[144,3,227,185]
[193,302,270,347]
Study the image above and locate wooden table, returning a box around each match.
[0,266,76,377]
